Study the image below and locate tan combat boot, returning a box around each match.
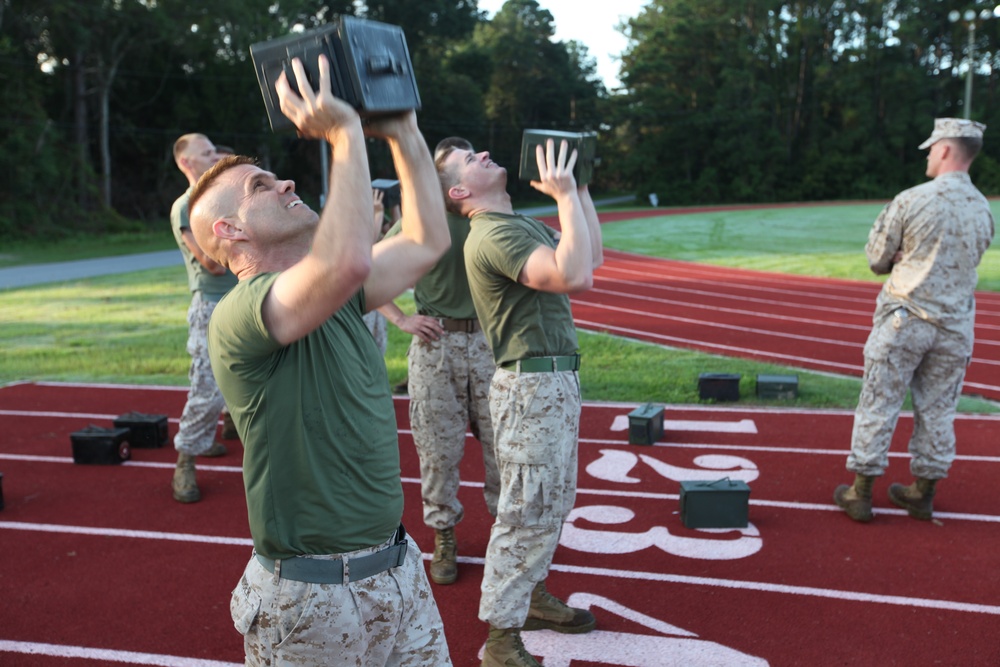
[429,527,457,584]
[172,452,201,503]
[481,626,540,667]
[522,581,596,633]
[200,441,227,457]
[888,477,937,520]
[834,473,875,522]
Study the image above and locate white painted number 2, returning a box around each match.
[481,592,769,666]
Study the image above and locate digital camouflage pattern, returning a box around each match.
[362,309,388,356]
[173,292,227,456]
[231,534,451,666]
[865,171,993,341]
[849,309,968,478]
[479,368,581,629]
[849,169,994,480]
[409,328,499,527]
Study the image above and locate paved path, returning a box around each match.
[0,250,183,290]
[0,196,637,290]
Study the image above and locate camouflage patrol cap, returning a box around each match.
[918,118,986,149]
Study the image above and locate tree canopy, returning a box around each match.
[2,0,999,240]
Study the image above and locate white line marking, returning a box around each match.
[0,521,253,545]
[576,301,866,348]
[443,555,1000,616]
[595,268,877,311]
[6,382,1000,410]
[0,640,240,666]
[546,562,1000,616]
[573,318,866,373]
[610,415,758,433]
[587,285,874,330]
[576,302,1000,371]
[596,259,880,304]
[3,520,998,617]
[0,409,180,422]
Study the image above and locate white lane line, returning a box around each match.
[0,409,180,422]
[441,554,1000,616]
[0,521,252,545]
[596,260,880,303]
[29,381,188,391]
[4,434,999,467]
[609,415,758,434]
[576,302,1000,373]
[547,561,1000,617]
[0,640,240,667]
[588,282,875,323]
[574,287,871,332]
[574,302,865,348]
[3,519,999,618]
[573,318,865,373]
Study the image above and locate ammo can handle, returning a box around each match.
[367,55,401,75]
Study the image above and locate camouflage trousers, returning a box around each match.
[174,292,227,456]
[479,367,581,629]
[231,533,452,666]
[363,310,388,356]
[849,307,971,479]
[409,328,499,528]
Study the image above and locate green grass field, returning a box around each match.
[2,201,997,412]
[600,202,1000,289]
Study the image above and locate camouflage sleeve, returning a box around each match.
[980,210,996,258]
[865,198,904,275]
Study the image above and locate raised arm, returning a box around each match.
[518,139,593,293]
[263,56,373,345]
[363,112,450,310]
[578,184,603,270]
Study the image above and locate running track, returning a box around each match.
[2,383,999,666]
[572,249,1000,402]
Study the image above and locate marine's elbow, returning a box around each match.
[343,253,373,287]
[566,274,594,293]
[433,234,452,260]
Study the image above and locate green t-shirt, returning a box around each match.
[170,188,238,300]
[464,211,578,365]
[383,213,478,319]
[208,273,402,559]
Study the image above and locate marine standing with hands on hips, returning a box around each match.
[187,54,453,665]
[436,136,603,667]
[835,117,994,523]
[376,136,501,588]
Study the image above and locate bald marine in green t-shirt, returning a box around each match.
[185,59,453,666]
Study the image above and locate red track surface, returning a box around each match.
[572,249,1000,402]
[2,382,1000,666]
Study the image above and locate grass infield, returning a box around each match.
[2,202,997,412]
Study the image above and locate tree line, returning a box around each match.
[2,0,999,242]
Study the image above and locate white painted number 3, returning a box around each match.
[560,505,762,559]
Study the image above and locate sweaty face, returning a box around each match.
[236,165,317,239]
[446,148,506,199]
[194,164,317,250]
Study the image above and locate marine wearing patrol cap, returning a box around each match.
[918,117,986,149]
